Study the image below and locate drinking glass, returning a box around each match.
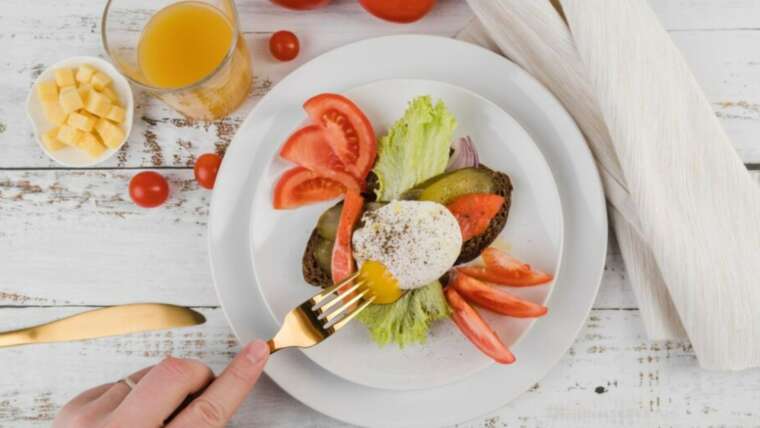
[101,0,252,120]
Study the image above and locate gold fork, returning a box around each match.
[267,272,375,353]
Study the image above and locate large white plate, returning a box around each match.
[254,78,563,391]
[209,35,607,428]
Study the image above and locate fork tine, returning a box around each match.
[330,297,376,331]
[310,271,360,305]
[323,288,373,324]
[314,279,367,313]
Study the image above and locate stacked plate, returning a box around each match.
[208,35,606,427]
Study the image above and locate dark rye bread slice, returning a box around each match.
[455,166,512,264]
[302,229,333,287]
[302,165,513,287]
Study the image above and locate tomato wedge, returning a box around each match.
[445,287,516,364]
[446,193,504,241]
[279,125,361,185]
[304,94,377,180]
[451,272,547,318]
[478,247,553,286]
[331,192,364,284]
[273,167,359,209]
[358,0,436,23]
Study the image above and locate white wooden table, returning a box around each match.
[2,1,760,426]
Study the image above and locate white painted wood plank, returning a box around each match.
[650,0,760,30]
[3,171,758,307]
[2,307,758,427]
[0,169,631,307]
[3,2,760,167]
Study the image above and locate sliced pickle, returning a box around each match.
[417,167,495,204]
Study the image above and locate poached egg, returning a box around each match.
[352,200,462,290]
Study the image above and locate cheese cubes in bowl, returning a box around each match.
[33,62,128,160]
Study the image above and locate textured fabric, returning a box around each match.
[462,0,760,370]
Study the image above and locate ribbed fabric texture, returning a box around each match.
[461,0,760,370]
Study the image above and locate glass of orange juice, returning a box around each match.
[101,0,251,120]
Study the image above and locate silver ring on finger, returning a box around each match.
[118,376,137,390]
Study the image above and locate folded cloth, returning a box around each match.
[461,0,760,370]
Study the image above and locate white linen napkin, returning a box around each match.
[460,0,760,370]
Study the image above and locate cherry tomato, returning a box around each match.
[445,287,516,364]
[446,193,504,241]
[271,0,330,10]
[458,248,553,287]
[358,0,436,23]
[194,153,222,190]
[331,192,363,284]
[269,31,300,62]
[273,167,359,209]
[451,272,548,318]
[303,93,377,181]
[129,171,169,208]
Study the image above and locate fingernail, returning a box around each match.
[244,340,269,365]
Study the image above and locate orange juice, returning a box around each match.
[138,2,234,89]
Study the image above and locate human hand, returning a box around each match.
[53,340,270,428]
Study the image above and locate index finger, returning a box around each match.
[167,341,269,428]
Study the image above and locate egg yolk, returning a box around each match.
[359,260,403,304]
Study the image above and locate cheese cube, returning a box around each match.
[100,86,120,104]
[36,80,58,103]
[91,72,112,91]
[42,101,67,126]
[77,83,92,103]
[59,86,84,114]
[85,90,111,117]
[54,68,76,87]
[79,132,106,158]
[67,111,96,132]
[105,105,125,124]
[76,64,96,83]
[41,128,66,151]
[57,124,83,146]
[95,118,125,149]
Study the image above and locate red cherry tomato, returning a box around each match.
[451,272,548,318]
[129,171,169,208]
[446,193,505,241]
[273,167,360,209]
[194,153,222,190]
[358,0,436,23]
[269,31,300,62]
[331,192,364,284]
[445,287,516,364]
[271,0,330,10]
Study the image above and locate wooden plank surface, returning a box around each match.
[2,307,758,427]
[2,0,760,427]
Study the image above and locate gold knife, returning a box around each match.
[0,304,206,348]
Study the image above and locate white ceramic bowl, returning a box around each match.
[25,56,134,167]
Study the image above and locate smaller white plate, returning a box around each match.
[251,79,564,390]
[26,56,134,167]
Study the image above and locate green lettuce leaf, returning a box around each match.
[373,96,457,201]
[357,281,451,347]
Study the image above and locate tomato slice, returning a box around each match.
[280,125,349,174]
[475,247,553,286]
[451,272,547,318]
[446,193,504,241]
[303,94,377,180]
[273,167,359,209]
[445,287,515,364]
[358,0,436,23]
[331,192,364,284]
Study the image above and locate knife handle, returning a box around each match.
[0,327,35,348]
